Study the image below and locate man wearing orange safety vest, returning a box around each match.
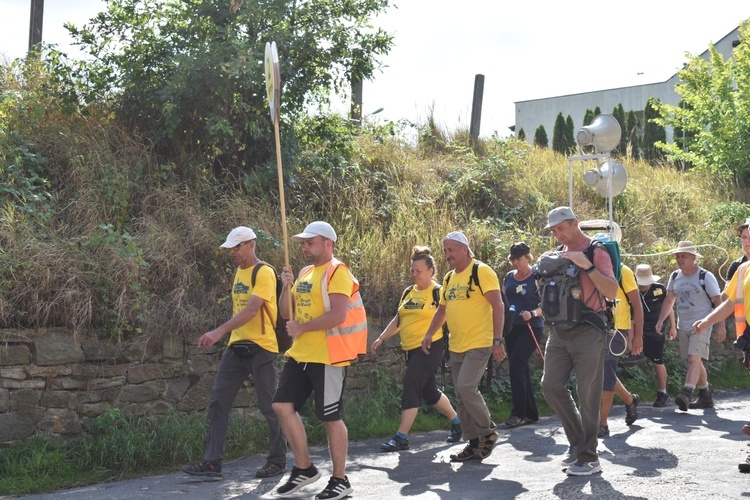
[272,221,366,500]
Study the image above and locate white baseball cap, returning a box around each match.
[291,221,337,242]
[220,226,257,248]
[443,231,474,257]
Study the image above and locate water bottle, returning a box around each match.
[544,281,559,317]
[569,286,582,323]
[508,304,517,326]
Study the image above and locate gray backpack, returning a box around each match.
[534,252,585,331]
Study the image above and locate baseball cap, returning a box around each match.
[443,231,474,257]
[220,226,257,248]
[509,242,531,259]
[291,221,338,242]
[545,206,577,230]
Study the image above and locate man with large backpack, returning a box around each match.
[656,241,726,411]
[539,207,618,476]
[181,226,287,480]
[421,231,506,463]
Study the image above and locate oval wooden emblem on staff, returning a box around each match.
[264,41,281,124]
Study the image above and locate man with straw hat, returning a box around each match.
[636,264,677,407]
[656,241,726,411]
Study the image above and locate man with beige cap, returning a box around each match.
[421,230,506,463]
[181,226,287,480]
[636,264,677,407]
[656,241,725,411]
[539,207,618,476]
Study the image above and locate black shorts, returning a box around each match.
[401,337,444,409]
[643,334,665,365]
[273,358,346,421]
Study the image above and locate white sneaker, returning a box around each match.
[566,460,602,476]
[561,446,577,468]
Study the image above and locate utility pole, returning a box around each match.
[28,0,45,54]
[469,74,484,144]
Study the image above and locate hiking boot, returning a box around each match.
[625,394,640,425]
[675,388,694,412]
[379,435,409,452]
[653,391,669,408]
[740,454,750,473]
[256,462,285,478]
[597,424,609,438]
[449,443,477,462]
[688,390,714,409]
[447,422,462,443]
[475,431,499,459]
[180,460,222,478]
[566,460,602,476]
[277,465,322,495]
[315,475,353,500]
[505,416,524,428]
[561,446,577,468]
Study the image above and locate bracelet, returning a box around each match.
[584,265,596,274]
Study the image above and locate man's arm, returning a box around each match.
[484,289,507,362]
[563,250,618,299]
[198,295,264,347]
[656,291,676,332]
[694,298,733,335]
[626,288,644,354]
[286,293,348,337]
[710,294,727,342]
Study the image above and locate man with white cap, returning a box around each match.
[181,226,287,479]
[539,206,618,476]
[273,221,366,500]
[656,241,725,411]
[636,264,677,407]
[421,230,506,463]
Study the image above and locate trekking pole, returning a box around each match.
[526,321,545,362]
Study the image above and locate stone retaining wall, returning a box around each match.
[0,324,741,443]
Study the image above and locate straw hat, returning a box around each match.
[635,264,660,286]
[671,240,702,258]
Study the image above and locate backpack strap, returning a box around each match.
[250,261,274,336]
[470,262,483,295]
[432,284,442,307]
[399,284,415,306]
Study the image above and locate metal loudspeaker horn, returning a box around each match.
[576,114,621,153]
[583,160,628,197]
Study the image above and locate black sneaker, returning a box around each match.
[180,460,222,478]
[277,465,322,495]
[625,394,640,425]
[740,455,750,473]
[315,475,353,500]
[653,392,669,407]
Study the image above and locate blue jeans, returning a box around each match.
[205,346,286,464]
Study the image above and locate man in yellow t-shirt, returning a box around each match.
[422,231,506,463]
[180,226,287,480]
[598,264,643,438]
[273,221,358,500]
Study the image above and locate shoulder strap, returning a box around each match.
[670,270,678,284]
[470,261,483,295]
[250,262,265,287]
[432,284,441,307]
[698,267,713,302]
[249,261,274,336]
[400,284,415,305]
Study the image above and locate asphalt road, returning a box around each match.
[13,389,750,499]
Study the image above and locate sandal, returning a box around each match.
[475,431,499,459]
[256,462,286,478]
[449,443,477,462]
[446,422,463,443]
[379,435,409,451]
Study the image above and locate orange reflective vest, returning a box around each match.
[301,258,368,364]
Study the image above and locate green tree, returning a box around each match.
[552,112,566,154]
[583,109,594,127]
[625,110,640,159]
[657,21,750,179]
[642,97,666,162]
[63,0,394,177]
[594,106,602,116]
[517,128,526,141]
[534,125,548,148]
[564,115,575,153]
[612,103,626,156]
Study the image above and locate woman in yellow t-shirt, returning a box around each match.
[371,246,461,451]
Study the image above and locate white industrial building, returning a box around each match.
[513,27,741,144]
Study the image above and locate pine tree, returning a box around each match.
[625,110,640,159]
[642,97,667,162]
[552,113,566,153]
[518,128,526,141]
[534,126,549,148]
[612,104,626,156]
[564,115,575,153]
[583,109,594,127]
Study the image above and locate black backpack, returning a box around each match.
[669,267,716,309]
[251,262,292,352]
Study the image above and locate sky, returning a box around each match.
[2,0,750,138]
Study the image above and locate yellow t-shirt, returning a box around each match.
[229,264,278,353]
[614,264,638,331]
[397,281,443,351]
[724,263,750,319]
[441,260,500,353]
[285,260,355,365]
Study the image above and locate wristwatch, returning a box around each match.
[493,338,503,346]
